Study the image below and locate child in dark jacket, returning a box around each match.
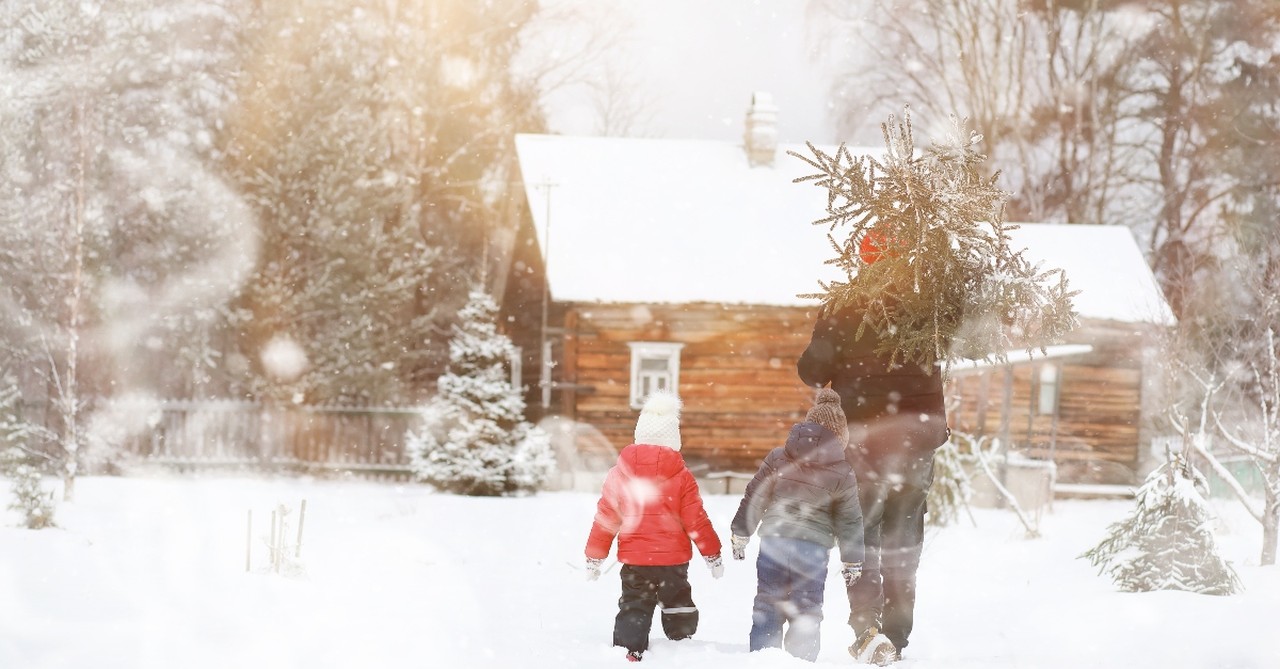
[584,390,724,663]
[730,388,865,662]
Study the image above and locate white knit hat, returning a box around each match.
[634,390,682,451]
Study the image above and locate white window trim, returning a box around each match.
[1037,363,1060,415]
[627,341,684,409]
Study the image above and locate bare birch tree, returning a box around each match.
[815,0,1140,227]
[0,1,253,495]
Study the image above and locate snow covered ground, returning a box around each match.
[1,475,1275,669]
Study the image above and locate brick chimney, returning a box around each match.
[743,91,778,167]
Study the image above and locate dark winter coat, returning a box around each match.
[730,422,865,565]
[797,304,949,482]
[585,443,723,566]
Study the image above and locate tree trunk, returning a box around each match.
[61,100,88,503]
[1263,494,1278,566]
[62,459,76,502]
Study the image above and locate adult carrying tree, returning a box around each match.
[790,107,1078,368]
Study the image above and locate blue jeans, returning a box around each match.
[749,536,829,662]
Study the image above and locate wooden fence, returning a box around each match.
[108,399,425,479]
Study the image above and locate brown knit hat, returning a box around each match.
[806,388,849,446]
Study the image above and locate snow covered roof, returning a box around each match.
[949,344,1096,374]
[514,133,1175,326]
[515,133,859,307]
[1003,223,1176,326]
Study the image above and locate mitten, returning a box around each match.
[585,557,604,582]
[730,534,750,561]
[841,562,862,587]
[705,554,725,579]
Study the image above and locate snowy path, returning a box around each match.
[0,476,1275,668]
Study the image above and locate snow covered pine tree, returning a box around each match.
[408,290,555,496]
[1083,453,1242,595]
[2,453,57,530]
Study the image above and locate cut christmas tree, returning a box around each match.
[790,107,1078,368]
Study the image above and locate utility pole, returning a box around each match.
[537,181,557,411]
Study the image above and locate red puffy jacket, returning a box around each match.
[585,443,722,566]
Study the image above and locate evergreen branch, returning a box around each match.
[791,106,1077,367]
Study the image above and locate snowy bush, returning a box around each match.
[1083,454,1241,595]
[927,433,974,527]
[943,430,1046,537]
[2,454,57,530]
[0,377,56,529]
[408,290,555,496]
[257,501,306,577]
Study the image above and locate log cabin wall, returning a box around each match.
[946,318,1161,485]
[556,305,1164,485]
[559,302,823,471]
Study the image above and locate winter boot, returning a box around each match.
[625,650,643,662]
[849,626,898,665]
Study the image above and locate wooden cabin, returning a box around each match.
[511,96,1175,488]
[555,302,819,471]
[945,224,1176,485]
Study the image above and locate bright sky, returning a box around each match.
[534,0,840,143]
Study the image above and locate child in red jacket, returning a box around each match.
[584,390,724,663]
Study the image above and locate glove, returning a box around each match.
[730,534,750,561]
[841,562,862,587]
[705,554,725,579]
[585,557,604,582]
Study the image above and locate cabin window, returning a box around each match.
[628,342,684,409]
[1037,364,1060,415]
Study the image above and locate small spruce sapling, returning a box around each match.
[790,107,1078,368]
[1,375,56,529]
[408,289,556,496]
[2,449,56,530]
[1083,453,1242,595]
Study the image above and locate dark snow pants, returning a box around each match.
[845,443,934,653]
[847,476,928,651]
[750,536,829,662]
[613,563,697,653]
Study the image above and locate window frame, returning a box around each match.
[627,341,684,409]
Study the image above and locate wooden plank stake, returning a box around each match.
[245,510,252,572]
[270,508,279,573]
[295,499,307,558]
